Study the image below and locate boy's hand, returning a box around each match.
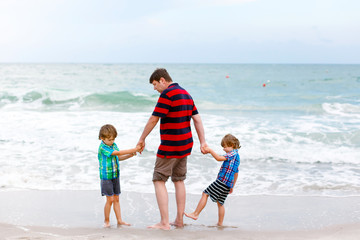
[203,146,211,154]
[229,188,233,194]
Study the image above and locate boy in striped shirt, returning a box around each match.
[185,134,240,226]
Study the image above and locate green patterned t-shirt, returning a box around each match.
[98,141,119,180]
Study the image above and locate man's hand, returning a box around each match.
[137,140,145,154]
[200,143,209,154]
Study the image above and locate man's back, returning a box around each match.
[153,83,198,158]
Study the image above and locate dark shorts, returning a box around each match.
[204,179,230,206]
[153,157,187,182]
[101,177,121,196]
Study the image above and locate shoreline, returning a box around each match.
[0,190,359,239]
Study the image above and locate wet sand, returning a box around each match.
[0,190,359,239]
[1,222,360,240]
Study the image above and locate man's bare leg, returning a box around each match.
[171,180,186,227]
[185,192,209,220]
[148,180,170,230]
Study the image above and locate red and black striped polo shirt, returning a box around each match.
[152,83,198,158]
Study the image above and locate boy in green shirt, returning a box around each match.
[98,124,140,227]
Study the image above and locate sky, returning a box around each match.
[0,0,359,64]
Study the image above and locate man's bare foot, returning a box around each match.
[104,221,111,228]
[184,212,198,220]
[170,221,184,228]
[117,221,131,226]
[147,222,170,230]
[217,222,223,227]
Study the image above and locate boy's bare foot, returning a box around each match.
[184,212,198,220]
[217,222,223,227]
[104,221,111,228]
[147,222,170,230]
[117,221,131,226]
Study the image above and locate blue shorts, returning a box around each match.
[101,178,121,196]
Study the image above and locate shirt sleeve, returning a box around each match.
[234,165,239,173]
[224,150,236,160]
[224,151,239,173]
[113,143,119,151]
[152,93,171,118]
[100,144,114,157]
[192,103,199,115]
[232,153,240,173]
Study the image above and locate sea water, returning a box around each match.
[0,63,359,197]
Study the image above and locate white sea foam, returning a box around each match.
[322,102,360,117]
[0,108,359,196]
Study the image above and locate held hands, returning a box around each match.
[129,143,143,158]
[204,146,211,154]
[200,143,209,154]
[201,145,211,154]
[135,144,142,153]
[136,140,145,154]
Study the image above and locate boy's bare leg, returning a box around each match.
[171,180,186,227]
[104,196,114,227]
[216,202,225,226]
[113,195,130,226]
[148,180,170,230]
[185,192,209,220]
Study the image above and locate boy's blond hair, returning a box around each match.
[99,124,117,140]
[221,134,241,149]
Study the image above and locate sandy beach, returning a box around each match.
[0,190,359,239]
[1,222,360,240]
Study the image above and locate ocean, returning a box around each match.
[1,63,359,197]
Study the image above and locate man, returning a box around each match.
[137,68,207,230]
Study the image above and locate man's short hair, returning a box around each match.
[149,68,173,83]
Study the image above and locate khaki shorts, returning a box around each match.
[153,157,187,182]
